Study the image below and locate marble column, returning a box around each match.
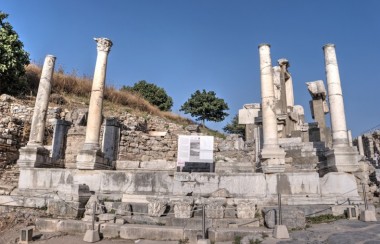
[357,135,365,156]
[77,38,113,170]
[18,55,56,168]
[323,44,349,147]
[347,130,353,147]
[258,44,285,173]
[84,38,113,149]
[29,55,56,146]
[323,44,358,172]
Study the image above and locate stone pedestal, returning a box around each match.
[17,144,51,168]
[76,148,112,170]
[359,210,377,222]
[325,146,359,172]
[273,225,289,239]
[258,44,285,173]
[260,148,286,173]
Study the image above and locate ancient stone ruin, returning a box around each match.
[0,39,378,243]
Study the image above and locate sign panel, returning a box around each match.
[177,135,214,166]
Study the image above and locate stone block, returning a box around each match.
[359,210,377,222]
[140,160,176,170]
[263,207,305,229]
[76,148,112,170]
[119,224,184,241]
[208,227,271,242]
[17,146,51,168]
[147,197,168,217]
[320,172,360,197]
[99,223,120,238]
[173,198,194,218]
[325,146,359,173]
[197,239,211,244]
[19,226,34,244]
[266,172,320,195]
[56,220,92,234]
[115,160,140,169]
[236,201,255,219]
[83,229,100,243]
[273,225,289,239]
[35,218,59,232]
[47,200,85,218]
[98,213,116,223]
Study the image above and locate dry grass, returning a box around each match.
[25,64,192,124]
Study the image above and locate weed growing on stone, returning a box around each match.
[306,214,345,224]
[249,239,262,244]
[178,237,189,244]
[234,235,242,244]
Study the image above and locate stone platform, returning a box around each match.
[1,169,361,208]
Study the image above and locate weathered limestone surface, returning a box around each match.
[120,224,184,241]
[323,44,359,173]
[18,55,56,169]
[258,44,285,173]
[16,169,361,207]
[77,38,113,170]
[28,55,56,146]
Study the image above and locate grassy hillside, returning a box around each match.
[25,64,192,125]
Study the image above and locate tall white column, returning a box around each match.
[357,135,365,156]
[323,44,349,148]
[83,38,113,149]
[258,44,285,173]
[77,38,113,170]
[18,55,56,168]
[323,44,358,173]
[28,55,56,146]
[259,44,278,149]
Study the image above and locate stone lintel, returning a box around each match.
[326,146,360,173]
[76,148,112,170]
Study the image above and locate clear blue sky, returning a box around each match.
[2,1,380,137]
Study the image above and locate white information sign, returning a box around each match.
[177,135,214,166]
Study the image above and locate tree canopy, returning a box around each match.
[121,80,173,111]
[223,114,245,139]
[180,89,229,126]
[0,12,30,95]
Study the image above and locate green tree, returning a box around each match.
[0,12,30,95]
[223,114,245,139]
[122,80,173,111]
[180,89,229,126]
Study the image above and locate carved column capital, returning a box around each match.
[94,37,113,52]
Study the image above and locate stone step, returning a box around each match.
[209,227,273,242]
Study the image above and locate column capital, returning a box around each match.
[258,43,271,48]
[323,43,335,50]
[94,37,113,52]
[44,55,56,68]
[277,58,290,68]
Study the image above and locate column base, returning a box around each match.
[260,147,286,173]
[76,147,112,170]
[17,145,52,168]
[326,146,359,173]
